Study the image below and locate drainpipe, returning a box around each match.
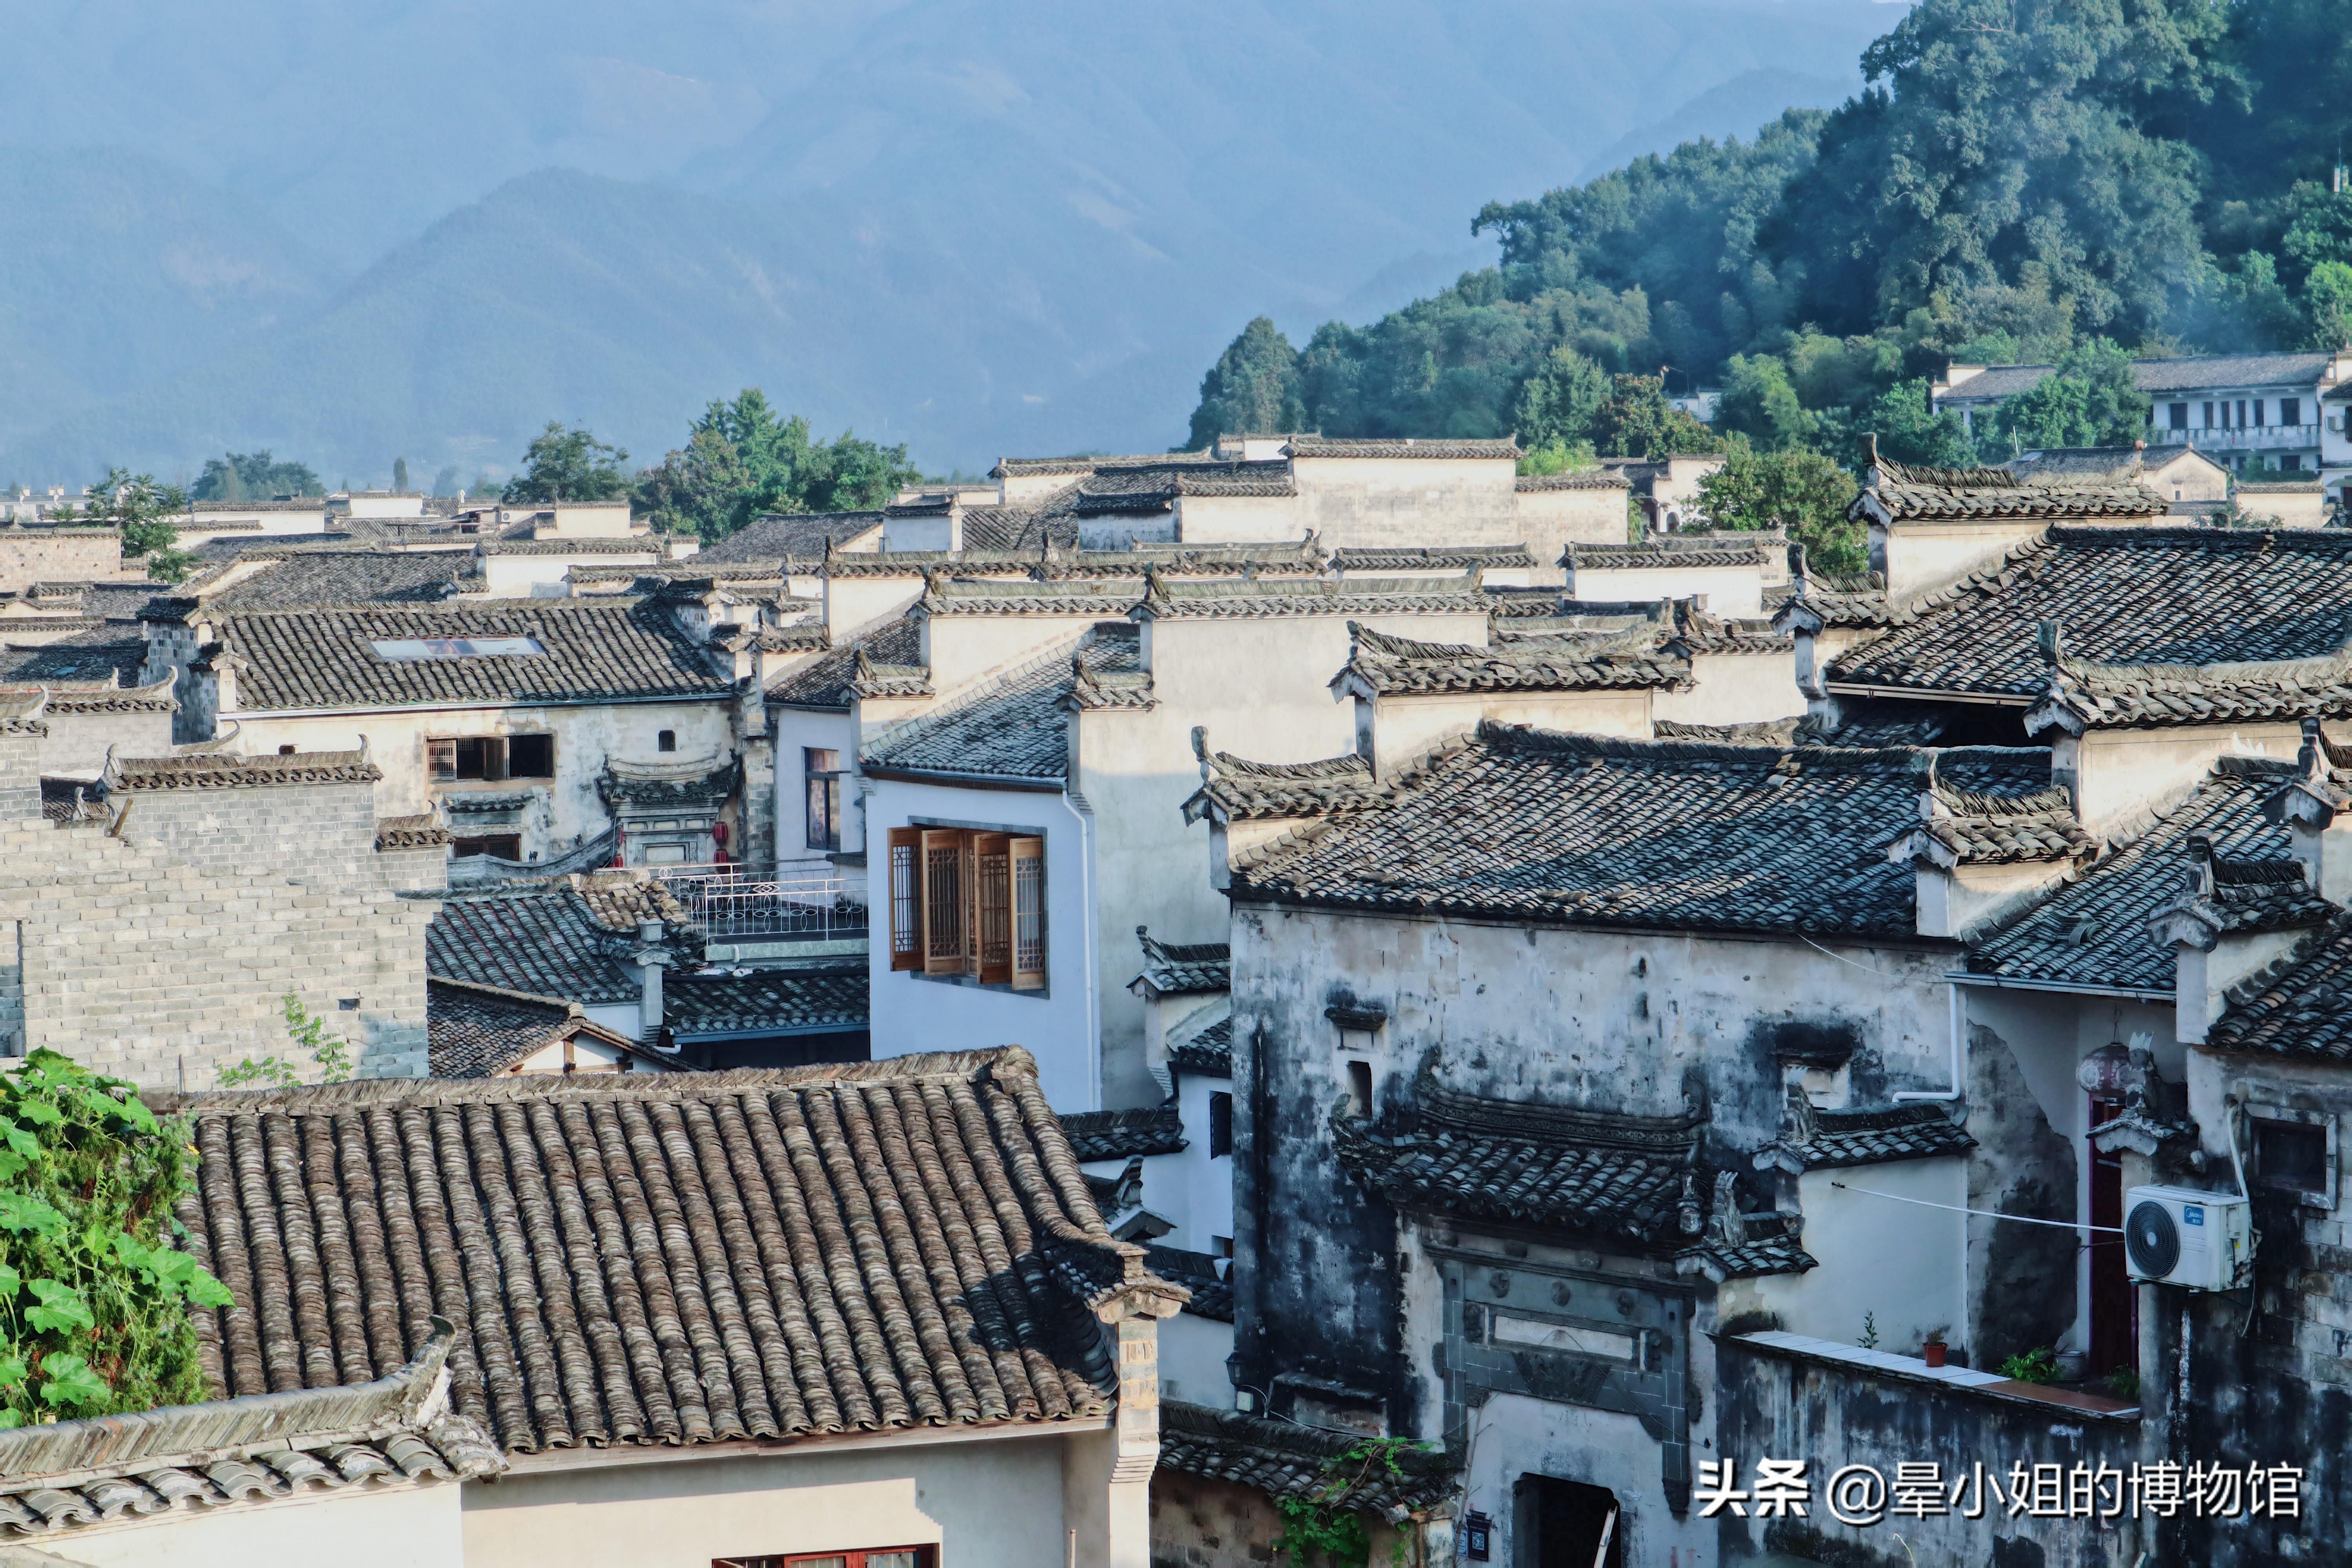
[1053,787,1102,1109]
[1893,980,1965,1102]
[635,918,670,1043]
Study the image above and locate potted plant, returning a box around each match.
[1922,1328,1949,1368]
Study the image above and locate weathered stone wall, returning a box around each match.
[1715,1336,2149,1568]
[1148,1469,1410,1568]
[0,528,126,592]
[0,745,434,1087]
[0,727,39,823]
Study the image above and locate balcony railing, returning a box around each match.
[646,859,866,941]
[2147,422,2319,452]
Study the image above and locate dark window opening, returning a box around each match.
[2169,402,2189,430]
[1208,1090,1233,1157]
[1515,1475,1623,1568]
[2283,397,2303,428]
[278,744,297,755]
[451,834,521,860]
[657,729,678,753]
[338,997,360,1011]
[805,747,844,852]
[1345,1060,1373,1118]
[2255,399,2267,428]
[429,735,552,782]
[2255,1120,2330,1196]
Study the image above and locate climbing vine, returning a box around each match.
[1270,1435,1430,1568]
[218,993,354,1088]
[0,1051,229,1425]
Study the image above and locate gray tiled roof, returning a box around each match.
[1132,928,1230,996]
[1829,527,2352,699]
[1073,460,1295,508]
[1966,758,2295,990]
[918,577,1145,617]
[1136,574,1486,621]
[376,813,453,851]
[1143,1248,1234,1323]
[959,505,1080,553]
[2031,642,2352,732]
[105,746,381,791]
[215,599,731,711]
[1756,1096,1977,1171]
[1564,537,1777,568]
[2002,447,2158,484]
[1515,470,1630,491]
[193,550,479,611]
[0,630,152,688]
[864,623,1143,781]
[1776,571,1898,631]
[1034,540,1327,580]
[1944,354,2335,405]
[1333,622,1688,696]
[427,978,648,1078]
[1231,722,2049,939]
[1286,437,1519,460]
[1060,1105,1187,1161]
[1333,1072,1811,1278]
[427,881,648,1005]
[1333,545,1537,572]
[1858,456,2163,523]
[1168,1016,1233,1077]
[1158,1399,1457,1514]
[768,617,920,710]
[2208,914,2352,1060]
[693,512,885,563]
[1185,749,1382,822]
[991,452,1213,478]
[1897,780,2095,867]
[160,1050,1178,1453]
[0,1323,501,1540]
[665,963,869,1035]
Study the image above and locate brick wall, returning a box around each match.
[0,728,38,825]
[0,773,435,1086]
[0,529,126,593]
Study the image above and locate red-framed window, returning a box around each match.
[715,1551,933,1568]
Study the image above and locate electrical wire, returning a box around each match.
[1828,1180,2124,1234]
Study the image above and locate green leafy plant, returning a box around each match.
[218,993,354,1088]
[1999,1346,2064,1385]
[2104,1365,2141,1400]
[1270,1435,1430,1568]
[0,1049,229,1426]
[1857,1311,1879,1350]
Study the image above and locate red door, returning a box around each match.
[2087,1096,2135,1384]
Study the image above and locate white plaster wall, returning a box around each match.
[1169,495,1301,543]
[771,706,860,859]
[922,612,1123,692]
[1879,519,2047,599]
[863,775,1097,1110]
[1652,649,1804,728]
[1743,1160,1969,1352]
[480,552,655,595]
[40,1479,460,1568]
[1514,487,1631,568]
[1160,1311,1236,1406]
[1369,690,1649,779]
[1076,516,1179,550]
[1566,563,1764,617]
[222,700,734,859]
[826,574,931,637]
[1288,457,1519,548]
[1174,1066,1236,1250]
[1452,1392,1710,1565]
[1076,608,1486,1106]
[2065,722,2300,830]
[38,708,176,777]
[463,1437,1073,1568]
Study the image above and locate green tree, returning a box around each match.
[1697,439,1864,573]
[392,457,410,493]
[632,390,924,541]
[1716,353,1815,450]
[1512,346,1612,453]
[0,1050,231,1427]
[1186,318,1304,449]
[58,470,192,584]
[1590,374,1720,458]
[2309,261,2352,348]
[190,451,323,503]
[503,422,632,503]
[1981,340,2152,456]
[430,465,460,497]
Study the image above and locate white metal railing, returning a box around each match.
[2146,423,2320,452]
[646,860,866,940]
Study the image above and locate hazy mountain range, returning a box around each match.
[0,0,1898,485]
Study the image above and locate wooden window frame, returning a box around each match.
[921,829,965,975]
[888,824,1047,992]
[887,828,921,971]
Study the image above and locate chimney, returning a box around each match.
[635,918,669,1040]
[2152,832,2325,1042]
[2274,718,2352,901]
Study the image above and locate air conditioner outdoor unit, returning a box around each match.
[2123,1185,2252,1291]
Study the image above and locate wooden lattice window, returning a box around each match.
[883,826,1045,990]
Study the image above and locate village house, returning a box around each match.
[157,1049,1187,1568]
[1936,350,2352,482]
[0,701,442,1088]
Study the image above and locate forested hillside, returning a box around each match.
[1186,0,2352,472]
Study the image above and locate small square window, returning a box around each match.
[338,998,361,1011]
[2255,1118,2330,1198]
[278,744,297,755]
[1345,1061,1373,1118]
[1208,1091,1233,1158]
[658,730,678,753]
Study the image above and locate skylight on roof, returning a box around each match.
[369,636,546,661]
